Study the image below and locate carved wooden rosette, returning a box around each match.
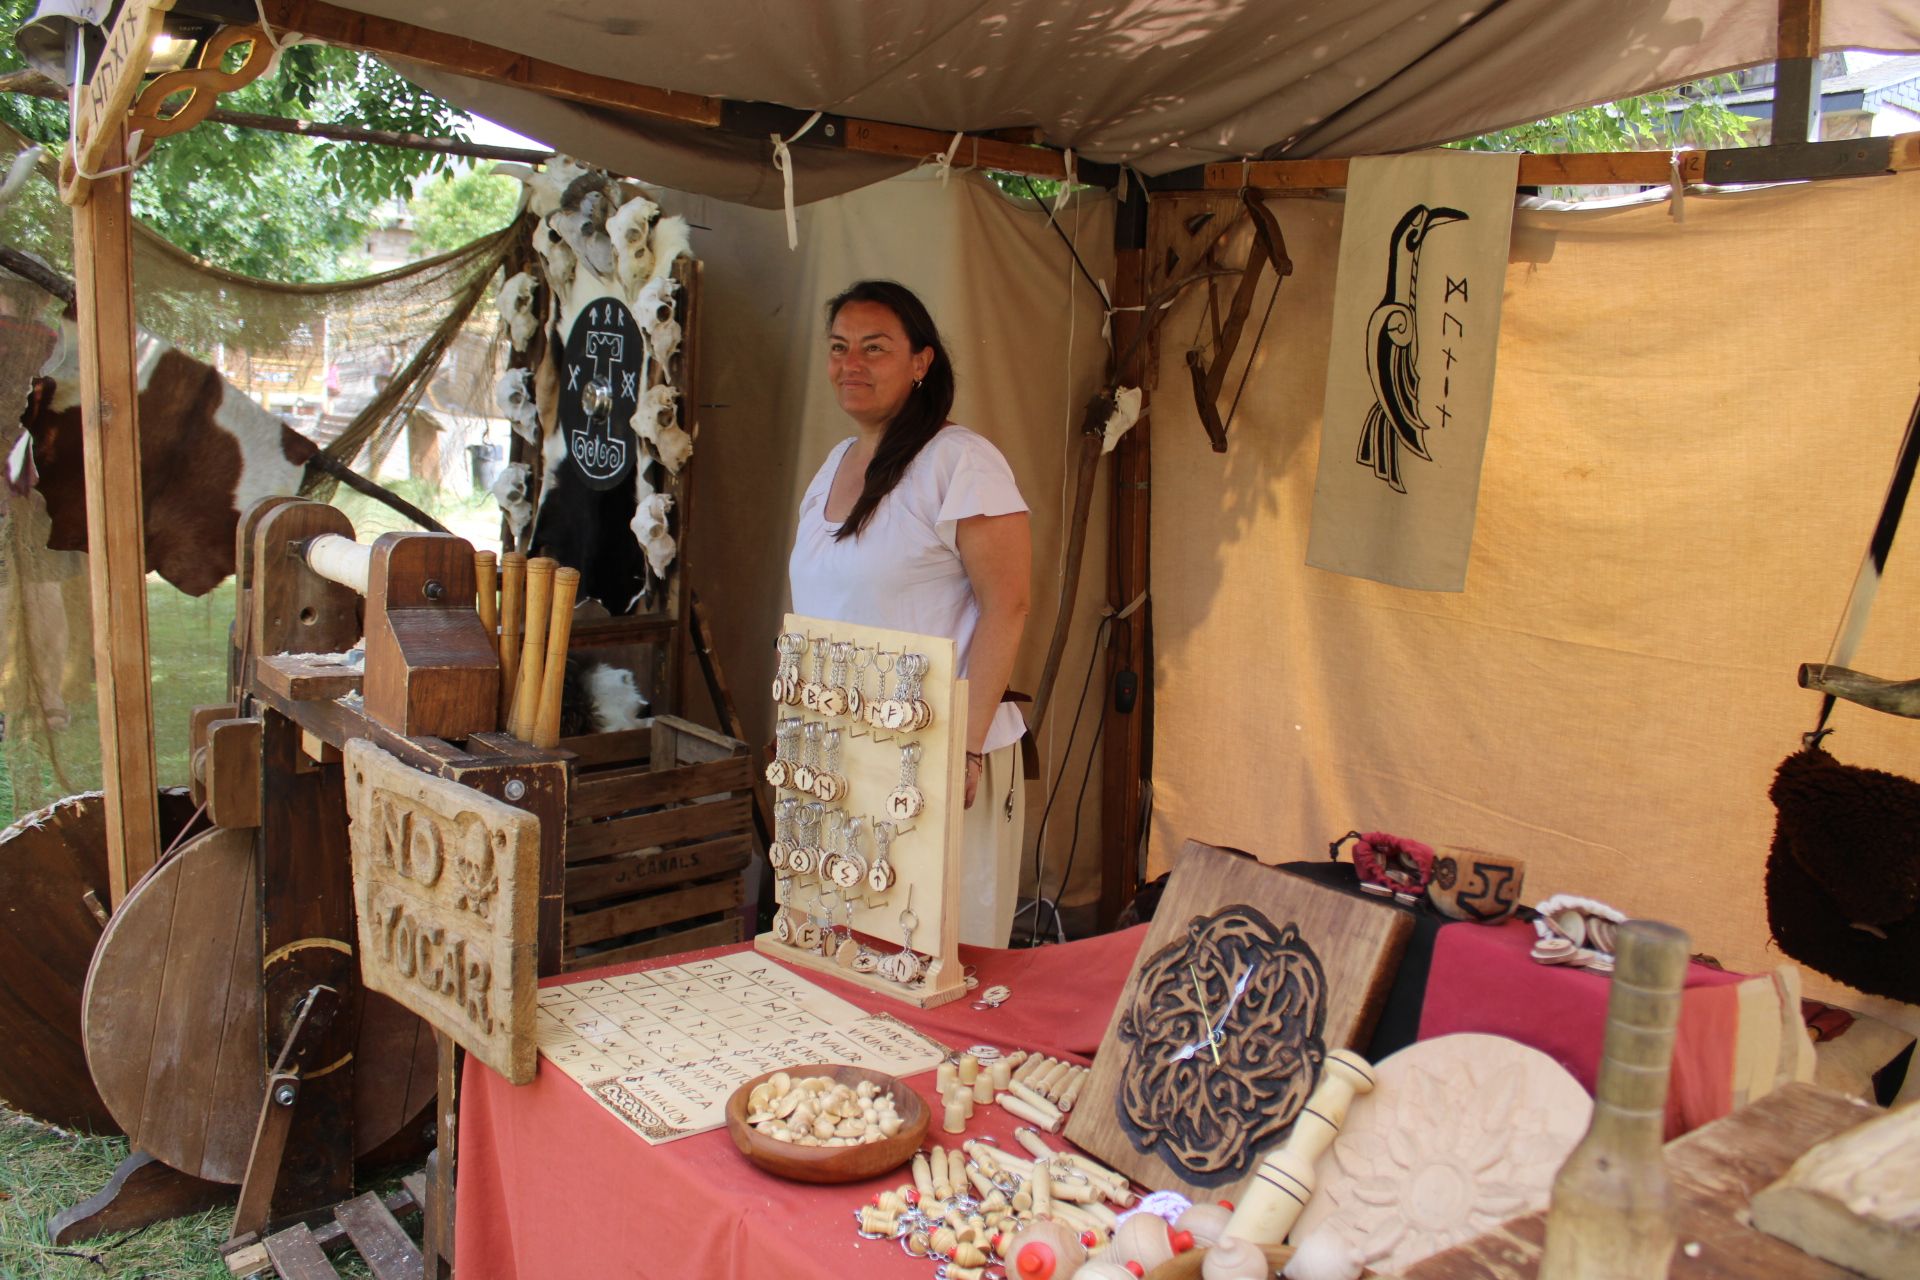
[345,740,540,1083]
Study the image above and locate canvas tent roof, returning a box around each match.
[342,0,1920,208]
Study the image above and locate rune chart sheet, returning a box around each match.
[536,951,950,1143]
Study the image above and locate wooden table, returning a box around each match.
[1402,1084,1881,1279]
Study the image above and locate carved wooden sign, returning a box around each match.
[64,0,175,199]
[345,740,539,1084]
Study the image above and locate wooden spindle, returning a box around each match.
[474,550,498,656]
[498,551,526,720]
[508,557,555,739]
[532,566,580,748]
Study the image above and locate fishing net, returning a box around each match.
[0,121,519,819]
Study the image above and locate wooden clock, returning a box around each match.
[1065,841,1414,1201]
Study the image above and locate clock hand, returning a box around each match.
[1206,963,1257,1043]
[1188,962,1221,1065]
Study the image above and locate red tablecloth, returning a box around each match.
[457,917,1755,1277]
[455,928,1147,1280]
[1415,917,1750,1138]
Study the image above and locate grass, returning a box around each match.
[0,482,499,827]
[0,1108,408,1279]
[1,1108,239,1280]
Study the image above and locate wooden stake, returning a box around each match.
[498,551,526,721]
[532,567,580,748]
[508,558,555,739]
[72,122,160,905]
[474,550,498,657]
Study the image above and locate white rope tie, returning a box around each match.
[252,0,310,78]
[771,110,824,251]
[65,42,145,181]
[934,130,965,185]
[1668,149,1688,223]
[1052,147,1076,214]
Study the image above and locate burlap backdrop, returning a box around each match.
[1150,173,1920,999]
[676,170,1116,913]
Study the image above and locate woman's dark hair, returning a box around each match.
[826,279,955,540]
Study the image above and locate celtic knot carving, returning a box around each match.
[1116,905,1328,1183]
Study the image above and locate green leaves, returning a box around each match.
[410,166,523,257]
[1450,76,1753,155]
[0,0,475,281]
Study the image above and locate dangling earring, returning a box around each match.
[911,377,923,391]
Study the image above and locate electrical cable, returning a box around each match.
[1019,175,1106,309]
[1022,612,1111,944]
[1047,692,1107,942]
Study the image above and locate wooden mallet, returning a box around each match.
[533,566,581,748]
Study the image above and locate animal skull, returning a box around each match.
[490,462,533,546]
[493,368,540,442]
[497,271,539,351]
[607,194,662,300]
[629,492,676,578]
[647,316,682,369]
[524,155,593,218]
[550,197,615,282]
[534,215,577,303]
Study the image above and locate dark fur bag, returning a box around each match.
[1765,742,1920,1003]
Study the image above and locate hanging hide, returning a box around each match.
[14,320,442,596]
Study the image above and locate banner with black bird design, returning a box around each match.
[1307,151,1519,591]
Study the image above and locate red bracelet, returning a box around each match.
[1339,830,1436,901]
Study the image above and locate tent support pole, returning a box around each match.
[1773,0,1824,146]
[1098,184,1151,930]
[70,122,161,905]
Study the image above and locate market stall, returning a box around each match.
[5,2,1920,1279]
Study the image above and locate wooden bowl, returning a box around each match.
[724,1064,929,1184]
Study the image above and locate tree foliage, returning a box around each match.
[1448,77,1753,154]
[409,166,523,257]
[0,0,475,280]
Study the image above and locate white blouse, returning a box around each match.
[789,425,1029,754]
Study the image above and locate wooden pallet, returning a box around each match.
[224,1174,428,1279]
[559,715,756,971]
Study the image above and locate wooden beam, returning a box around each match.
[263,0,724,126]
[73,122,161,905]
[262,2,1086,183]
[1773,0,1825,145]
[1777,0,1824,59]
[842,118,1076,181]
[1211,133,1920,192]
[4,71,556,164]
[1099,188,1151,931]
[1209,150,1709,192]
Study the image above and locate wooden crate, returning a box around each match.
[558,715,756,971]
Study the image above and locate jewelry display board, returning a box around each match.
[754,614,969,1008]
[1064,840,1413,1201]
[536,952,948,1144]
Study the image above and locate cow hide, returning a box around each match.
[20,320,321,596]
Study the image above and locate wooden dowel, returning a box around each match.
[509,557,555,740]
[474,550,498,656]
[498,552,526,722]
[532,566,580,748]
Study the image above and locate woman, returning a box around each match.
[789,280,1032,947]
